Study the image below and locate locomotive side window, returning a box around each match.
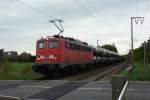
[37,41,45,49]
[67,42,91,51]
[77,45,80,50]
[49,41,57,48]
[74,44,76,50]
[65,42,68,48]
[69,43,73,49]
[73,44,76,49]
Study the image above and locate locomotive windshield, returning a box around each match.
[37,41,45,49]
[49,41,57,48]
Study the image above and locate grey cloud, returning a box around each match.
[0,0,16,4]
[0,0,149,54]
[0,27,11,32]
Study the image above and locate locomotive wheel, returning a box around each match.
[52,67,61,77]
[86,64,94,70]
[59,68,69,76]
[69,66,78,74]
[43,71,50,76]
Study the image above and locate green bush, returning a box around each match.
[2,59,12,75]
[21,64,33,75]
[122,63,150,81]
[0,62,41,80]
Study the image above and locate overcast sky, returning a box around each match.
[0,0,150,55]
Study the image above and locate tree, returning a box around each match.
[18,52,35,62]
[131,38,150,62]
[101,44,118,53]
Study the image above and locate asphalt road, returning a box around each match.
[0,80,150,100]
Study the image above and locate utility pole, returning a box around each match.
[0,48,4,64]
[147,37,150,66]
[130,17,144,68]
[144,41,148,73]
[97,40,99,48]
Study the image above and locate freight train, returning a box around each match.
[32,35,122,75]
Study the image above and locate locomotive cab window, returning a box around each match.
[49,41,57,48]
[37,41,45,49]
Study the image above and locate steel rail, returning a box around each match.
[76,62,128,81]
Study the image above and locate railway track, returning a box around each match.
[35,63,119,80]
[60,62,129,81]
[91,63,130,81]
[36,62,130,81]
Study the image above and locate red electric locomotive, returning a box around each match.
[32,35,93,75]
[32,19,123,75]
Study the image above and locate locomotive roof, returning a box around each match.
[53,35,89,45]
[38,35,93,48]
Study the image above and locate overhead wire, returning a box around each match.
[15,0,66,35]
[39,0,73,31]
[143,0,149,17]
[39,0,77,36]
[136,0,148,17]
[136,0,139,16]
[74,0,102,25]
[15,0,83,37]
[87,0,111,43]
[86,0,111,28]
[16,0,103,29]
[87,0,103,18]
[75,0,126,46]
[140,0,150,40]
[40,0,100,39]
[15,0,54,19]
[134,0,147,47]
[40,0,65,20]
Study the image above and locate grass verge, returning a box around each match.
[0,62,42,80]
[121,63,150,81]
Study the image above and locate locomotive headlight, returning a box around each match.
[54,56,57,60]
[37,57,40,60]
